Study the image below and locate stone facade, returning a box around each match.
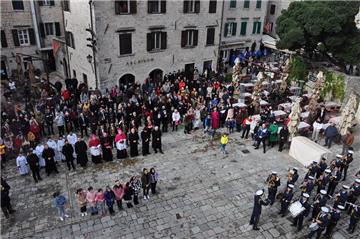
[0,0,66,80]
[265,0,291,37]
[219,0,268,63]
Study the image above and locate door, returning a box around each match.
[184,63,195,80]
[203,60,212,73]
[47,50,56,71]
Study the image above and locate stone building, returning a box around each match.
[265,0,291,37]
[0,0,66,80]
[219,0,268,64]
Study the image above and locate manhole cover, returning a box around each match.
[173,177,181,181]
[241,149,250,154]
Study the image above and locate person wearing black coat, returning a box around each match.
[250,189,269,230]
[123,182,134,208]
[1,186,15,218]
[26,150,42,182]
[75,138,88,167]
[100,133,113,161]
[42,144,59,176]
[62,140,76,171]
[152,126,163,154]
[141,168,151,200]
[128,128,139,157]
[141,127,150,156]
[278,125,289,152]
[78,113,89,138]
[292,193,311,231]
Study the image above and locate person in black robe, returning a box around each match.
[26,150,42,183]
[100,132,113,161]
[62,139,76,171]
[75,137,88,167]
[42,144,59,176]
[141,127,150,156]
[152,126,163,154]
[129,128,139,157]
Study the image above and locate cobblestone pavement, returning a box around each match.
[1,130,359,239]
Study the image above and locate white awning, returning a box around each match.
[262,34,295,54]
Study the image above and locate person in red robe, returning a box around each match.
[88,134,102,164]
[211,107,220,138]
[114,129,127,159]
[29,118,41,142]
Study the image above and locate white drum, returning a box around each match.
[289,201,305,218]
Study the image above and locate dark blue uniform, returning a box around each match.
[279,190,293,216]
[327,170,341,196]
[311,194,327,219]
[316,175,330,194]
[324,210,341,237]
[347,206,360,234]
[317,161,327,178]
[347,184,360,212]
[333,189,348,208]
[307,212,330,239]
[250,195,269,230]
[292,198,310,231]
[266,175,280,205]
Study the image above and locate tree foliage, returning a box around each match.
[321,71,345,102]
[276,1,360,66]
[288,56,309,84]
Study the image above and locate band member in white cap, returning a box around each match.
[279,184,294,217]
[333,185,350,208]
[315,169,331,194]
[324,205,344,238]
[311,190,328,220]
[307,206,330,239]
[292,193,311,232]
[327,167,341,196]
[346,179,360,213]
[347,203,360,234]
[266,171,280,205]
[250,189,269,230]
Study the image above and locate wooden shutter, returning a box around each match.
[130,0,137,14]
[147,33,152,51]
[240,22,247,35]
[12,29,20,46]
[181,30,187,47]
[71,33,75,48]
[161,32,167,49]
[257,22,261,34]
[1,30,8,48]
[38,1,44,6]
[28,28,36,45]
[232,23,237,36]
[50,0,55,6]
[209,0,216,13]
[120,33,132,55]
[147,1,152,13]
[39,23,45,38]
[244,0,249,8]
[115,1,120,14]
[224,23,228,37]
[195,0,200,13]
[55,22,61,36]
[206,28,214,45]
[252,22,256,34]
[256,0,261,9]
[161,0,166,13]
[193,30,198,46]
[183,0,189,13]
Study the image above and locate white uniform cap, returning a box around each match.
[325,169,331,173]
[288,184,294,189]
[256,190,264,196]
[320,190,327,195]
[302,193,310,198]
[337,205,345,210]
[321,207,329,213]
[348,150,354,154]
[342,185,350,190]
[336,154,343,158]
[293,167,299,171]
[271,171,277,175]
[356,179,360,184]
[308,176,315,180]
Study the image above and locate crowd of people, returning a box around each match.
[251,148,360,237]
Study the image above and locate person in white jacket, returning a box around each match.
[172,109,181,131]
[67,132,77,150]
[35,144,45,168]
[312,118,323,143]
[56,137,65,161]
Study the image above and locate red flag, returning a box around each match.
[52,39,60,57]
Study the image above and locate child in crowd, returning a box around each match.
[95,188,106,215]
[86,186,98,215]
[76,188,88,217]
[220,133,229,154]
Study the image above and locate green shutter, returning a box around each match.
[232,23,237,36]
[252,22,256,34]
[256,0,261,9]
[230,0,236,8]
[244,0,249,8]
[224,23,229,37]
[240,22,247,35]
[257,22,261,34]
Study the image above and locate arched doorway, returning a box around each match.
[149,68,163,83]
[119,73,135,87]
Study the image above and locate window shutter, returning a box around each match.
[206,28,214,45]
[181,30,186,47]
[12,29,20,46]
[1,30,8,48]
[55,22,61,36]
[257,22,261,34]
[209,0,216,13]
[183,0,189,13]
[50,0,55,6]
[130,0,137,14]
[193,30,198,46]
[161,0,166,13]
[28,28,36,45]
[232,23,237,36]
[252,22,256,34]
[38,1,44,6]
[195,0,200,13]
[240,22,247,35]
[224,23,229,37]
[147,33,152,51]
[39,23,45,38]
[161,32,167,49]
[115,1,120,14]
[147,1,151,13]
[71,33,75,48]
[119,33,132,55]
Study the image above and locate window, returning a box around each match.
[203,60,212,72]
[65,31,75,48]
[45,23,54,36]
[12,0,24,10]
[39,0,55,6]
[181,30,198,47]
[18,29,30,46]
[224,22,237,37]
[115,0,137,14]
[183,0,200,13]
[73,69,76,78]
[256,0,261,9]
[206,27,215,45]
[83,73,87,83]
[230,0,236,8]
[12,29,35,46]
[243,0,249,8]
[147,31,167,51]
[63,0,70,11]
[119,33,132,55]
[148,1,166,14]
[1,30,8,48]
[252,21,261,34]
[240,21,247,36]
[209,0,216,13]
[220,50,228,60]
[270,4,276,15]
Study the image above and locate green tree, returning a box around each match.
[276,1,360,68]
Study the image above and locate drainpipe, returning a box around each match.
[89,0,98,89]
[30,0,41,49]
[217,0,225,72]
